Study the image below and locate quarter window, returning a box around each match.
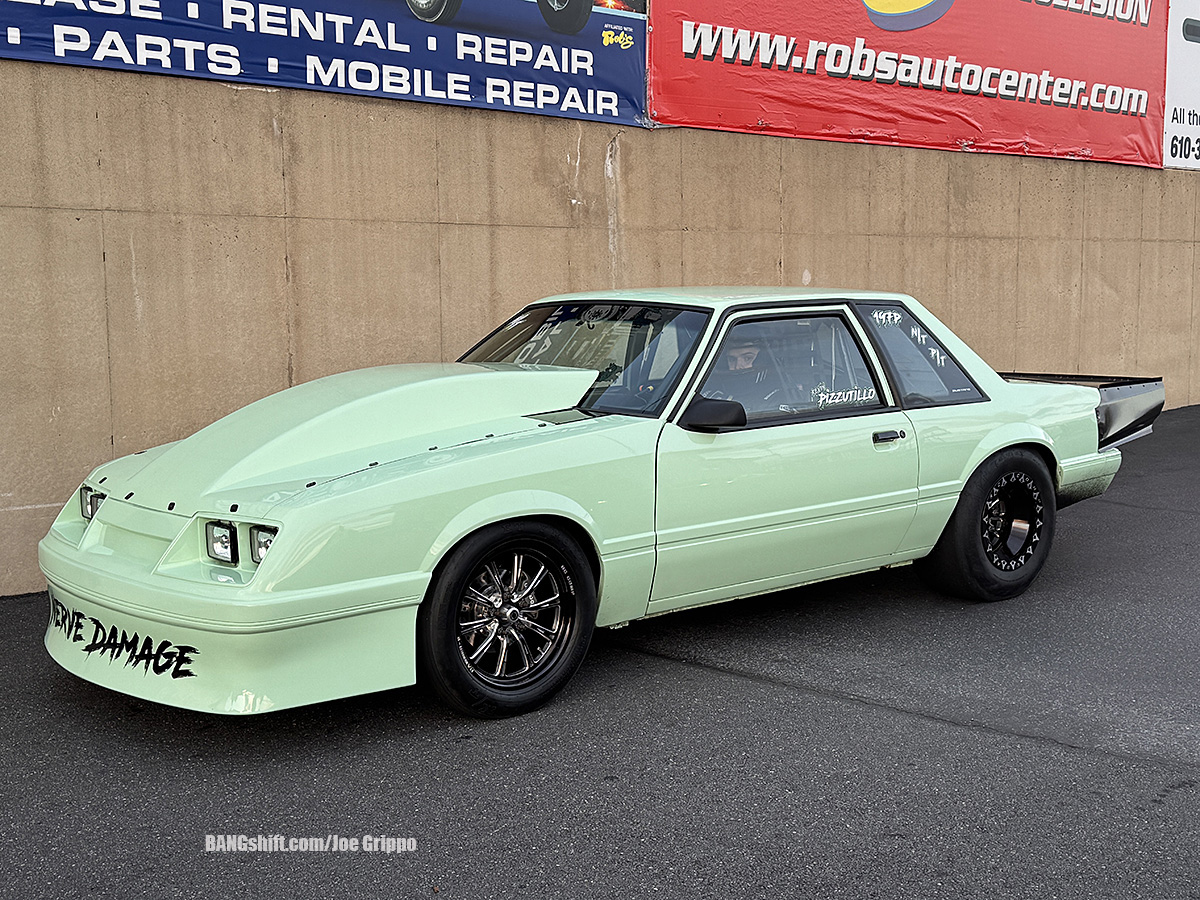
[858,304,984,407]
[699,315,884,424]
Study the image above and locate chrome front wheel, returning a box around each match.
[456,548,575,689]
[419,522,597,717]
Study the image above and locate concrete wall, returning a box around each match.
[2,57,1197,594]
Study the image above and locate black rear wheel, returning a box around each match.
[919,448,1056,602]
[418,522,597,717]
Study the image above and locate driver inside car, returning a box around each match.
[701,331,787,415]
[725,341,762,372]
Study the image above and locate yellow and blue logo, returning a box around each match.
[862,0,956,32]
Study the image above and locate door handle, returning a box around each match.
[873,429,905,444]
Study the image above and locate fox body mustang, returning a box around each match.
[40,289,1164,716]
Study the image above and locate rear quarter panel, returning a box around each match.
[896,298,1104,554]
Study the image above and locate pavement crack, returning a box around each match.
[613,641,1200,775]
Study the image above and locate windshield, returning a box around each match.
[462,302,710,415]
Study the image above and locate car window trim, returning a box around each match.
[849,301,991,409]
[456,299,712,363]
[666,305,899,429]
[459,300,713,419]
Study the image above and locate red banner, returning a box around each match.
[648,0,1166,166]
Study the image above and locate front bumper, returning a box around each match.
[43,576,419,714]
[40,509,427,714]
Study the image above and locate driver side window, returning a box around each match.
[699,315,884,423]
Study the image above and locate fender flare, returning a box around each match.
[419,490,602,578]
[954,423,1060,490]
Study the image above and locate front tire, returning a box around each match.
[418,522,597,717]
[537,0,592,34]
[919,449,1056,602]
[405,0,463,25]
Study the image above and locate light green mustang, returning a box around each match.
[40,289,1164,717]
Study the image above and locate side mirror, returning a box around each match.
[679,397,747,433]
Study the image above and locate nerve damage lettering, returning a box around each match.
[49,596,199,679]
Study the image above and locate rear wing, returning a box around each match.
[1000,374,1165,450]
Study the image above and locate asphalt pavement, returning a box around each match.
[3,406,1198,899]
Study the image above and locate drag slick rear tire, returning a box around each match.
[919,448,1056,603]
[418,521,597,717]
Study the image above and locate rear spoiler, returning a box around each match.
[1000,373,1165,450]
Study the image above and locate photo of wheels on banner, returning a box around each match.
[0,0,648,126]
[647,0,1167,167]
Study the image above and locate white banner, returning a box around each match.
[1165,0,1200,169]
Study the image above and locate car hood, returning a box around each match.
[94,363,599,517]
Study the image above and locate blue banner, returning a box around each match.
[1,0,647,125]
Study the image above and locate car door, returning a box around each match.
[650,306,919,614]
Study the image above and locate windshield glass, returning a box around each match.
[462,302,710,416]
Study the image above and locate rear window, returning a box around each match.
[857,304,984,407]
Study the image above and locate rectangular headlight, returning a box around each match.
[205,521,238,565]
[250,526,277,564]
[80,487,106,520]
